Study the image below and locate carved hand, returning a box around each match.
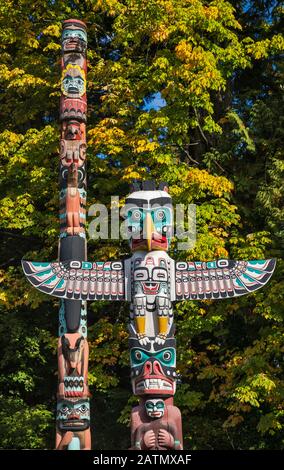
[143,429,156,449]
[158,429,174,448]
[60,139,86,165]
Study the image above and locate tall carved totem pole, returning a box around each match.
[22,20,276,450]
[57,19,90,450]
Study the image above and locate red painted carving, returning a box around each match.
[57,333,90,398]
[60,97,87,122]
[130,399,183,450]
[60,121,86,166]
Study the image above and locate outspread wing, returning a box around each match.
[174,259,276,301]
[22,260,125,300]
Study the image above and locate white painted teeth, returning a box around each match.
[135,378,173,391]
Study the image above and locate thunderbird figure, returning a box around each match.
[22,180,276,347]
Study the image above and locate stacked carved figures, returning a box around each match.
[22,19,276,451]
[22,176,276,449]
[125,181,183,450]
[56,19,90,450]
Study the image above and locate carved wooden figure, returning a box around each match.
[60,121,86,167]
[22,19,276,451]
[129,325,177,395]
[57,333,90,398]
[130,398,183,450]
[60,19,87,123]
[23,179,276,449]
[64,164,85,235]
[55,398,91,450]
[54,18,89,450]
[47,19,90,450]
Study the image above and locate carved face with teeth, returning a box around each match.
[129,335,176,396]
[133,264,169,297]
[61,64,86,98]
[145,399,165,419]
[123,183,173,252]
[62,21,87,53]
[57,398,90,432]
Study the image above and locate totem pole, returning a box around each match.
[57,19,90,450]
[22,179,276,448]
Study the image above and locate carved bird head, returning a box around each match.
[123,180,173,252]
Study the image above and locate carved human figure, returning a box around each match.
[63,163,85,235]
[60,121,86,166]
[130,251,174,345]
[131,398,183,450]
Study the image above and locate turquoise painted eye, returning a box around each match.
[163,351,171,361]
[153,207,170,221]
[155,348,175,367]
[77,32,86,40]
[156,402,164,409]
[145,402,154,410]
[155,210,166,221]
[61,405,70,415]
[62,29,86,42]
[130,209,142,221]
[130,349,149,366]
[78,404,88,413]
[127,209,144,238]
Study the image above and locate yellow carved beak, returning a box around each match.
[145,212,154,252]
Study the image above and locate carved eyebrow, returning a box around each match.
[150,197,172,205]
[126,197,172,207]
[125,198,146,206]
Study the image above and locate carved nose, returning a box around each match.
[153,360,163,375]
[143,361,152,374]
[143,360,163,375]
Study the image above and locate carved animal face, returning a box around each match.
[63,121,84,141]
[56,398,90,432]
[61,334,84,370]
[123,189,173,252]
[62,26,87,53]
[129,336,176,396]
[61,64,86,98]
[145,399,165,419]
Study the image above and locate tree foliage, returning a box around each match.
[0,0,283,449]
